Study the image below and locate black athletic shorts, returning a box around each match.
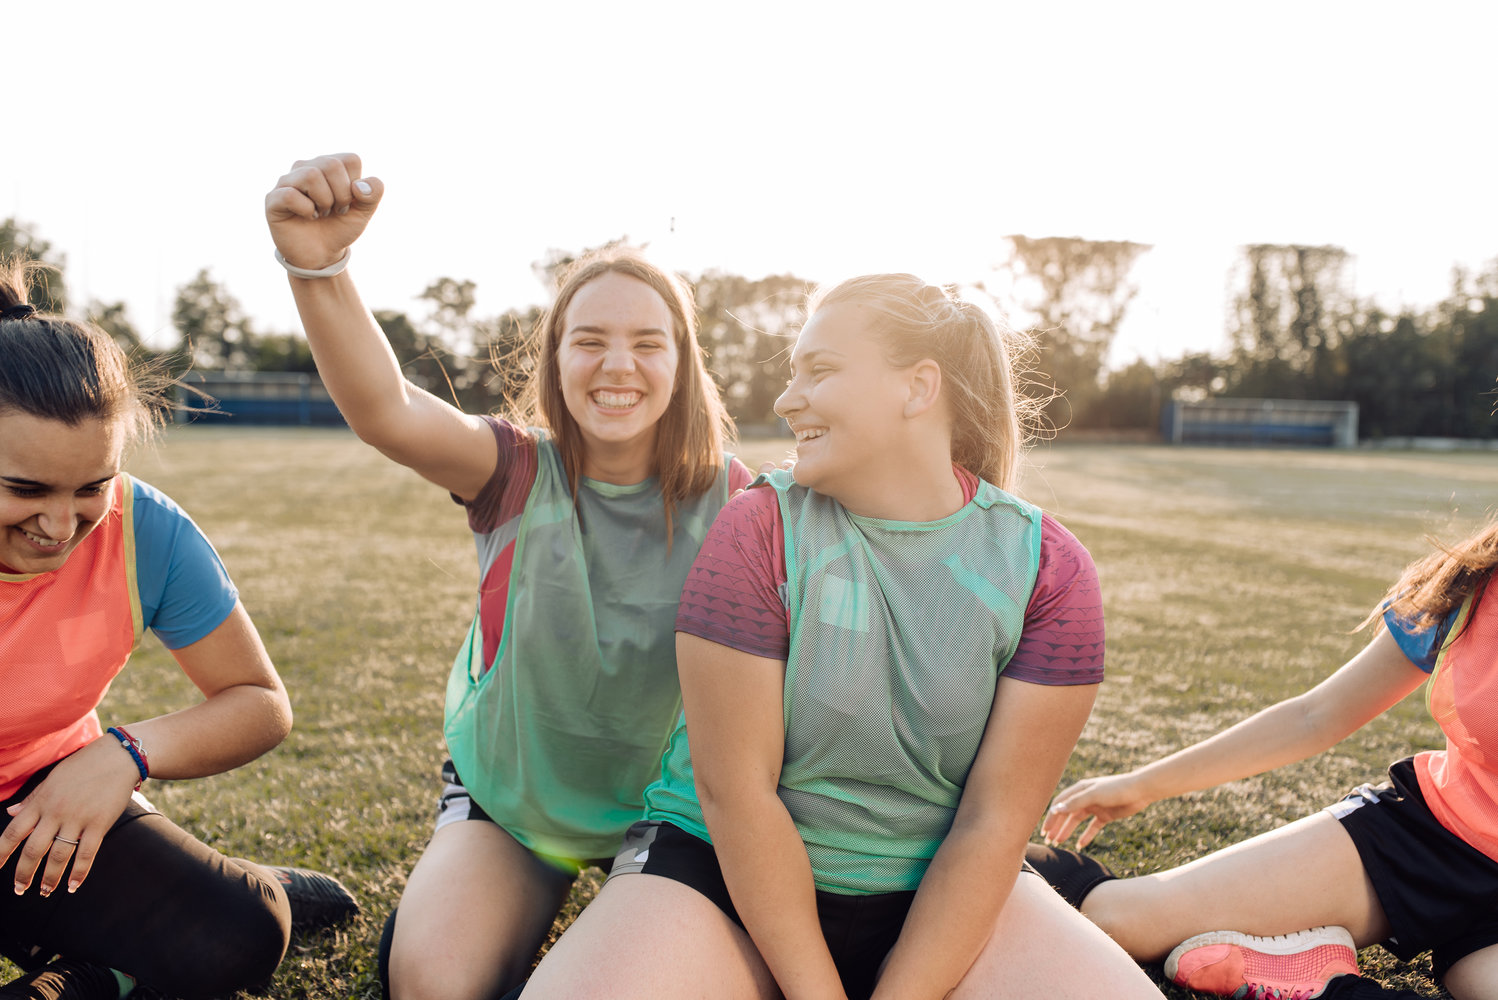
[1330,756,1498,977]
[610,820,1039,1000]
[435,759,613,875]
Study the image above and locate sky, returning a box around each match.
[6,1,1496,368]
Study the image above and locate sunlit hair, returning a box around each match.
[510,247,733,530]
[806,273,1040,491]
[0,255,167,442]
[1361,521,1498,634]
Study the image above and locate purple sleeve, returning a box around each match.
[454,416,539,533]
[1002,513,1105,686]
[675,486,789,660]
[675,497,1103,682]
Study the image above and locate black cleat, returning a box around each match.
[267,865,360,933]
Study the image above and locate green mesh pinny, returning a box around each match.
[445,437,733,866]
[647,469,1041,893]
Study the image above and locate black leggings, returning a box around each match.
[0,765,290,999]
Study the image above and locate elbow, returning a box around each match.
[694,769,776,830]
[261,681,294,750]
[350,415,404,454]
[946,803,1008,851]
[273,699,294,745]
[694,771,733,821]
[342,386,421,454]
[256,707,293,761]
[943,810,1024,880]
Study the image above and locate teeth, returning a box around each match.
[795,428,826,444]
[593,390,641,409]
[22,530,64,548]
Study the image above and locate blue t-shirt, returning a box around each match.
[0,476,240,798]
[1383,603,1459,674]
[131,477,238,648]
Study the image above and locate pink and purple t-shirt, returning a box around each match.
[675,466,1103,686]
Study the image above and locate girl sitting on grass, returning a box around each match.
[265,153,753,1000]
[1033,521,1498,1000]
[513,273,1163,999]
[0,256,353,1000]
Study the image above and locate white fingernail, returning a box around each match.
[354,180,371,196]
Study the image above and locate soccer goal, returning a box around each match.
[1163,398,1358,447]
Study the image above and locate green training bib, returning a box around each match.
[445,439,731,864]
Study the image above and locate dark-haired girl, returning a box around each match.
[0,257,355,1000]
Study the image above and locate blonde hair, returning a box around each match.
[0,255,167,442]
[807,274,1039,491]
[509,247,733,527]
[1365,521,1498,634]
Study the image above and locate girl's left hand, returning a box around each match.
[1040,772,1151,848]
[0,737,141,897]
[757,456,795,477]
[730,457,796,499]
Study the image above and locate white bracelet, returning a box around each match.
[275,247,351,279]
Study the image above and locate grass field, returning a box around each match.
[32,429,1498,998]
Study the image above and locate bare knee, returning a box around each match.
[1443,944,1498,1000]
[387,823,571,1000]
[1079,878,1175,962]
[1078,879,1134,940]
[388,912,534,1000]
[525,874,777,1000]
[956,876,1163,999]
[391,962,522,1000]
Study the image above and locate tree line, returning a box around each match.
[4,218,1494,440]
[1091,245,1498,440]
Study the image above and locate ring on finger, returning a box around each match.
[53,836,80,846]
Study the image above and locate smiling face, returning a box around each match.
[0,410,126,575]
[774,302,919,510]
[556,271,681,482]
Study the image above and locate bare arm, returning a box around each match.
[1,601,293,896]
[1042,627,1428,848]
[871,678,1098,1000]
[677,632,848,1000]
[264,153,496,499]
[121,600,293,778]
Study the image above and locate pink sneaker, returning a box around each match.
[1164,927,1359,999]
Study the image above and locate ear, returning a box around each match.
[903,359,943,419]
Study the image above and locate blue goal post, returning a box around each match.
[1162,398,1358,447]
